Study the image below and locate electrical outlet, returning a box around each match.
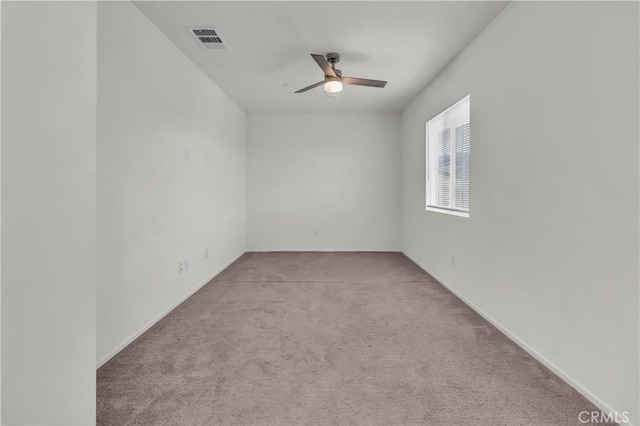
[451,256,456,267]
[184,147,190,160]
[313,229,319,237]
[204,248,208,259]
[184,259,189,271]
[178,260,184,274]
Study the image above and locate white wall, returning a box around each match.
[0,0,4,420]
[97,2,246,365]
[247,113,401,251]
[402,1,639,423]
[1,2,97,424]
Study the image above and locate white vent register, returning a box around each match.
[189,28,228,50]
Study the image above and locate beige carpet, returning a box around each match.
[98,252,607,425]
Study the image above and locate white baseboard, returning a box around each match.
[403,252,634,426]
[96,252,244,369]
[246,249,401,252]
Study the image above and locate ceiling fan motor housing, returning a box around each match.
[328,70,342,79]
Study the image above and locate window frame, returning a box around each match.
[425,94,471,218]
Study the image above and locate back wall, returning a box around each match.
[247,113,401,251]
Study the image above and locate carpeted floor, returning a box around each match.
[98,252,607,425]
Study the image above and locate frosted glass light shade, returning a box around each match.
[324,80,343,93]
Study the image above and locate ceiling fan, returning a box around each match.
[295,52,387,94]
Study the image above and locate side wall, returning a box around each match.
[97,2,246,366]
[2,2,97,424]
[402,2,639,423]
[247,113,401,251]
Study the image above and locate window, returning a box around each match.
[426,94,470,217]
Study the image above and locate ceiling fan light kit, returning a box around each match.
[295,52,387,95]
[324,79,343,93]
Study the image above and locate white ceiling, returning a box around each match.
[134,1,509,113]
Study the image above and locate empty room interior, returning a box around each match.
[1,1,639,425]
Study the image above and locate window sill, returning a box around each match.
[426,206,469,218]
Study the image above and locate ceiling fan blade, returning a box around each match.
[294,81,325,93]
[311,54,337,78]
[342,77,387,88]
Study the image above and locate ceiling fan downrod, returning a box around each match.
[326,52,342,78]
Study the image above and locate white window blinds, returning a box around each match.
[426,95,470,216]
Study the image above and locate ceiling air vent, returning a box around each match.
[189,28,228,50]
